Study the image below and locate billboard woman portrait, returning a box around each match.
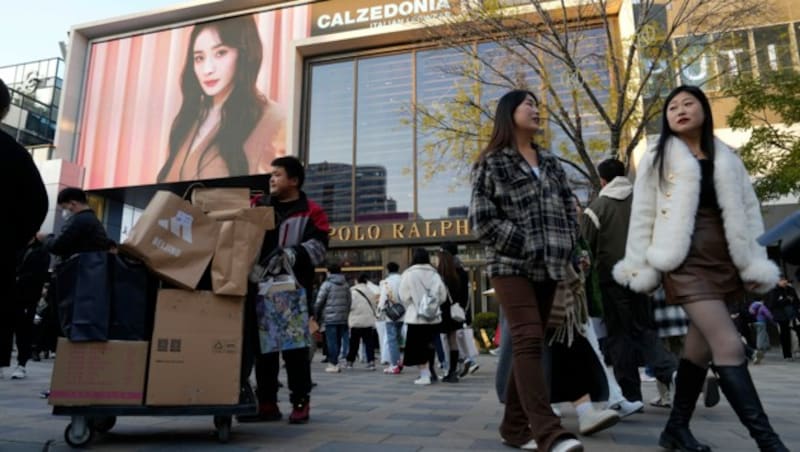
[158,14,286,183]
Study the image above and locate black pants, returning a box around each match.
[777,321,793,359]
[346,327,377,364]
[242,283,312,406]
[0,297,37,368]
[601,282,677,402]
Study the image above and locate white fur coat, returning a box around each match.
[613,136,779,294]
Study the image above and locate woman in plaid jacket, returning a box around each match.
[470,90,581,452]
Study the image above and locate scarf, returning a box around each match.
[547,263,589,346]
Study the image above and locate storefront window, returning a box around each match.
[717,31,751,87]
[754,24,793,74]
[355,53,414,222]
[306,61,355,224]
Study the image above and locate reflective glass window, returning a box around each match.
[754,25,793,73]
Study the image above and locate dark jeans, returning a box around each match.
[492,276,572,452]
[601,282,677,402]
[776,321,793,359]
[0,298,36,368]
[346,327,377,364]
[325,324,348,366]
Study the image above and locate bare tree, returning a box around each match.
[412,0,767,190]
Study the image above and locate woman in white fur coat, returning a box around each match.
[614,86,786,452]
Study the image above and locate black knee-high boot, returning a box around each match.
[714,362,788,452]
[658,359,711,452]
[443,350,460,383]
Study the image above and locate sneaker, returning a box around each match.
[551,438,583,452]
[468,362,480,374]
[366,362,376,371]
[10,365,26,380]
[501,437,538,450]
[703,375,720,408]
[288,401,310,424]
[413,375,432,385]
[459,360,473,378]
[237,402,282,423]
[608,399,644,418]
[650,381,672,408]
[578,408,620,435]
[325,364,341,373]
[344,362,354,369]
[383,365,401,374]
[752,350,764,365]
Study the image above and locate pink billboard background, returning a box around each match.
[77,6,311,190]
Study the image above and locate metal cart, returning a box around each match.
[53,386,256,447]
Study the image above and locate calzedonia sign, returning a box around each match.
[329,219,471,246]
[310,0,456,36]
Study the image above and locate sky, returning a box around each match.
[0,0,186,67]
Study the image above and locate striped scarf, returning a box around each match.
[547,264,589,346]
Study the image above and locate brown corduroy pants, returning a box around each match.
[492,276,574,451]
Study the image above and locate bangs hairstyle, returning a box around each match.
[159,15,266,182]
[475,89,539,167]
[654,85,715,184]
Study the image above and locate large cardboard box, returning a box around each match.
[49,338,148,406]
[146,289,244,406]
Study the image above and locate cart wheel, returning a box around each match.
[64,422,94,448]
[90,416,117,433]
[214,416,231,443]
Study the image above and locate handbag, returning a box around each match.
[381,280,406,322]
[450,299,466,323]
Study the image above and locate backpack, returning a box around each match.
[417,284,442,320]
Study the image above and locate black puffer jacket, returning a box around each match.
[315,273,351,325]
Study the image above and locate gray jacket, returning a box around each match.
[315,273,351,325]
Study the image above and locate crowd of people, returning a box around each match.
[2,72,798,452]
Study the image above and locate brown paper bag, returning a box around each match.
[190,187,251,212]
[208,207,275,296]
[120,191,220,290]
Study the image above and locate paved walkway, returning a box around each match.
[1,349,798,451]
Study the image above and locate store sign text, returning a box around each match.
[330,219,470,243]
[312,0,453,35]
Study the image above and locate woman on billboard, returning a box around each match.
[158,15,285,183]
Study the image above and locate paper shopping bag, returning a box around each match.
[190,187,251,212]
[120,191,220,290]
[207,207,274,296]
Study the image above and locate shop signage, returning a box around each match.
[329,218,471,244]
[310,0,456,36]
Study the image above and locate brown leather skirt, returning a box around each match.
[662,208,744,305]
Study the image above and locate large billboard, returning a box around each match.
[77,7,310,189]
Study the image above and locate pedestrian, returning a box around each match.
[238,156,330,424]
[614,85,786,451]
[378,262,404,374]
[0,238,50,380]
[748,299,774,352]
[398,248,446,386]
[765,278,799,360]
[436,244,469,382]
[347,273,378,370]
[470,89,582,452]
[314,264,351,373]
[580,158,677,407]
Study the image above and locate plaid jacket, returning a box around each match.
[470,147,578,282]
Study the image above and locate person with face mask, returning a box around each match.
[36,187,114,264]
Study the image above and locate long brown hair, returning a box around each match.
[436,250,460,293]
[474,89,539,168]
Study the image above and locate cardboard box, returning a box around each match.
[146,289,244,406]
[49,338,148,406]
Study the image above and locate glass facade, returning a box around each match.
[0,58,63,147]
[304,29,610,223]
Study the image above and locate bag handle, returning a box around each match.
[181,182,206,200]
[354,288,378,319]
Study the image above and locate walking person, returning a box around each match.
[315,264,351,373]
[765,278,799,361]
[398,248,446,386]
[347,273,379,370]
[749,299,774,353]
[614,85,787,451]
[378,262,404,374]
[470,89,582,452]
[580,158,677,407]
[436,243,469,383]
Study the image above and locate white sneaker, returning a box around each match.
[501,437,538,450]
[551,404,562,417]
[608,399,644,418]
[413,375,431,385]
[10,365,26,380]
[551,438,583,452]
[325,364,341,373]
[578,408,620,436]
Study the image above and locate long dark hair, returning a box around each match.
[474,89,539,167]
[158,15,266,182]
[436,250,460,293]
[653,85,715,184]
